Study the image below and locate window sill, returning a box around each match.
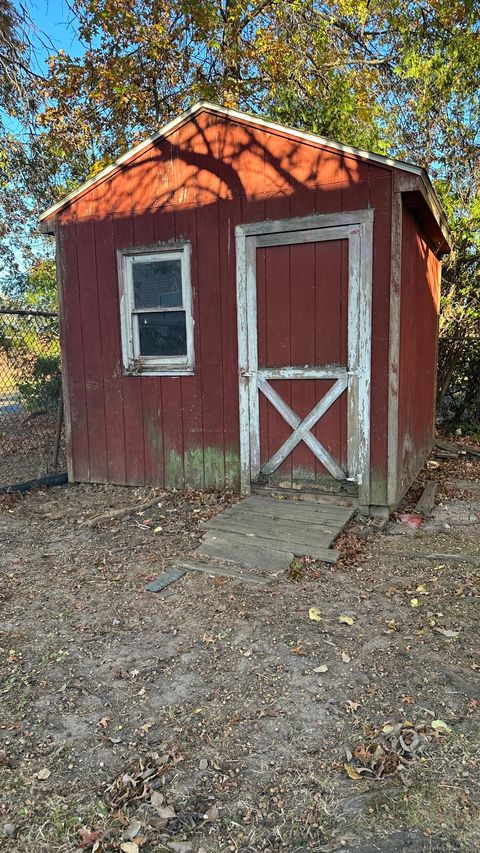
[123,368,195,378]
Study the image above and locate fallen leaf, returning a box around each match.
[308,607,322,622]
[434,628,460,639]
[339,615,354,625]
[344,762,362,780]
[154,526,163,534]
[410,598,420,607]
[416,584,429,595]
[291,644,309,656]
[431,719,452,733]
[156,806,176,820]
[346,699,361,711]
[257,707,277,718]
[139,721,154,733]
[167,843,193,853]
[97,716,110,729]
[341,651,351,663]
[120,844,139,853]
[37,768,51,781]
[151,791,164,809]
[313,664,329,673]
[205,805,219,821]
[78,826,102,848]
[123,821,142,841]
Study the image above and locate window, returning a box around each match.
[118,243,194,374]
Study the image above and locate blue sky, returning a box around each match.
[23,0,84,71]
[1,3,86,280]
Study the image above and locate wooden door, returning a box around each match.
[236,212,373,505]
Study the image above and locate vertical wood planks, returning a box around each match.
[174,206,202,488]
[289,241,316,481]
[196,203,225,488]
[218,196,242,488]
[58,222,89,481]
[114,214,145,485]
[94,215,126,484]
[133,210,160,486]
[368,172,392,504]
[75,219,108,482]
[396,204,440,500]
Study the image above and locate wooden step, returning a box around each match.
[198,534,293,571]
[201,530,340,565]
[174,558,272,584]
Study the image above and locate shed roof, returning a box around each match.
[39,101,451,253]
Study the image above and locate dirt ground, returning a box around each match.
[0,452,479,853]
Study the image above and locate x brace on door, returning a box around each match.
[257,372,348,480]
[236,210,374,502]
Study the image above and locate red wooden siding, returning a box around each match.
[57,110,394,495]
[397,203,440,501]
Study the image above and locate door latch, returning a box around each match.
[239,368,253,379]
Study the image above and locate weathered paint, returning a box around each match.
[396,202,441,502]
[164,447,240,490]
[236,212,373,505]
[49,106,446,505]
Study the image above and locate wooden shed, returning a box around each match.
[40,102,451,514]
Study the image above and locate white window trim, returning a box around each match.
[118,242,194,375]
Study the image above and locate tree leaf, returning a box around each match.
[339,615,354,625]
[151,791,164,809]
[431,719,452,733]
[156,806,176,820]
[78,826,102,848]
[434,627,460,639]
[120,844,139,853]
[344,762,362,780]
[308,607,322,621]
[37,767,51,780]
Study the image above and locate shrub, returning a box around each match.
[17,353,61,414]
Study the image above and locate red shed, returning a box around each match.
[40,102,451,514]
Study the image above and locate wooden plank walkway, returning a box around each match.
[173,495,354,582]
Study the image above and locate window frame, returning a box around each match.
[118,242,194,375]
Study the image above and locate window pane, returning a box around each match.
[138,311,187,357]
[133,259,182,308]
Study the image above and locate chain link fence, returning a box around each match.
[0,309,66,488]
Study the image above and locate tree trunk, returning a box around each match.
[221,0,243,107]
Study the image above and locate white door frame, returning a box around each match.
[235,210,374,506]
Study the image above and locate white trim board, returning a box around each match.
[235,210,373,506]
[39,101,449,243]
[117,241,195,375]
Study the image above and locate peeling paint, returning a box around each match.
[165,449,184,488]
[165,446,240,490]
[369,466,388,506]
